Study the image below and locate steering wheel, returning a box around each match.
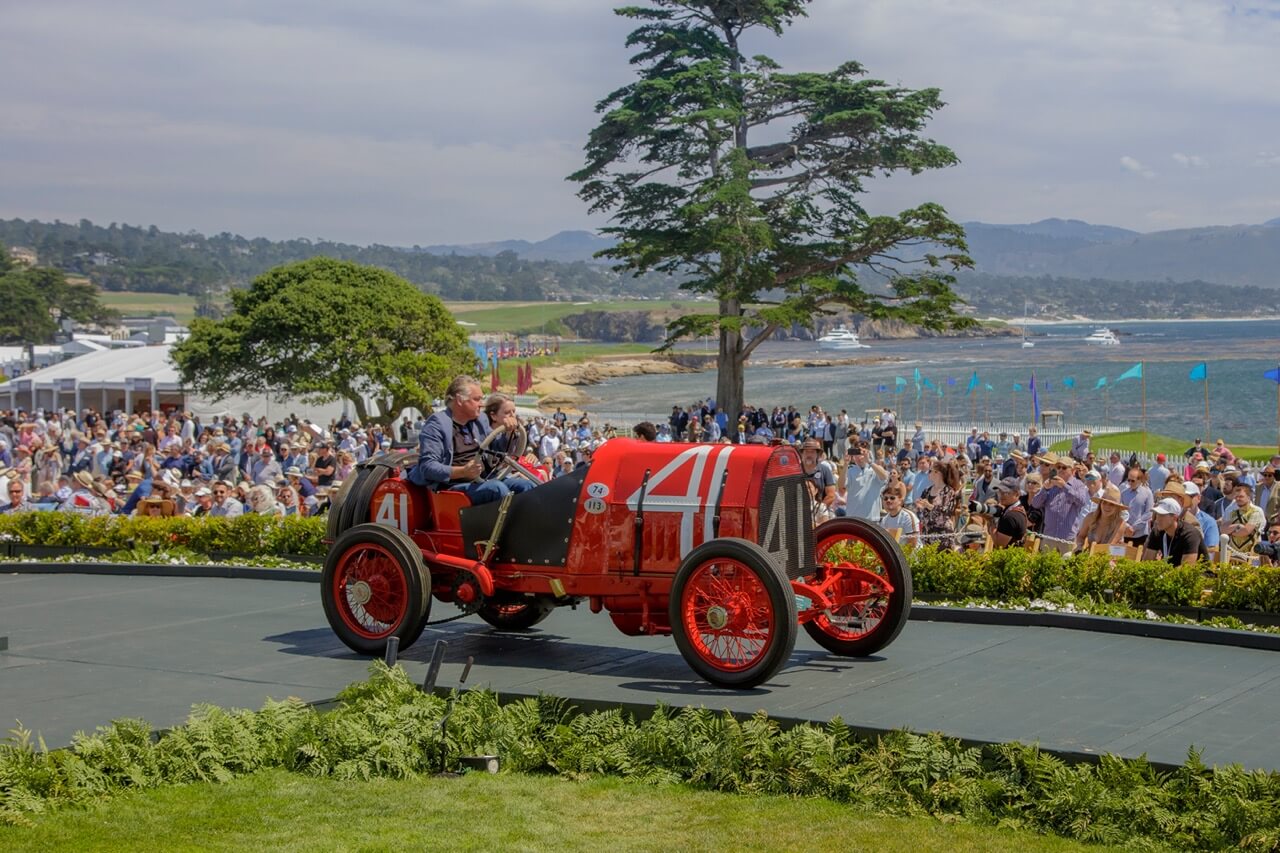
[477,424,541,485]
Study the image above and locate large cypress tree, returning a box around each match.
[571,1,973,436]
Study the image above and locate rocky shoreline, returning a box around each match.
[531,352,903,410]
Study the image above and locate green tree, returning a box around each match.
[172,258,477,424]
[0,240,119,343]
[571,1,973,435]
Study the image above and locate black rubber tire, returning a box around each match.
[322,523,432,656]
[668,537,797,689]
[802,517,912,657]
[477,598,556,631]
[331,464,390,541]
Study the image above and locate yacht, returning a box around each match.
[1020,301,1034,348]
[1084,327,1120,346]
[816,326,869,349]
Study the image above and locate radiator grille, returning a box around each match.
[757,474,816,579]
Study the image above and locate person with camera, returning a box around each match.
[800,438,838,519]
[1222,482,1266,557]
[841,440,888,521]
[1256,522,1280,566]
[990,477,1029,548]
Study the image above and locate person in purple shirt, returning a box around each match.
[1030,458,1090,553]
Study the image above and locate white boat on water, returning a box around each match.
[1084,327,1120,346]
[816,326,869,349]
[1020,301,1034,348]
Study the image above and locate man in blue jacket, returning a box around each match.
[408,375,535,505]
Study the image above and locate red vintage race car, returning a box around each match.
[321,437,912,689]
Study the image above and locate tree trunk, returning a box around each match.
[717,297,745,441]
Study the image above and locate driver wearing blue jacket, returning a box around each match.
[408,375,534,505]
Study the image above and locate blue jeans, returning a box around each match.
[448,476,534,505]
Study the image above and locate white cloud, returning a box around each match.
[1,0,1279,240]
[1120,156,1156,179]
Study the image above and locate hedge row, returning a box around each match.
[909,545,1280,614]
[0,512,326,558]
[3,664,1279,849]
[4,512,1279,616]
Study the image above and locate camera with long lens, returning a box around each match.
[1256,540,1280,559]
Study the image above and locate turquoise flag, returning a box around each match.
[1012,382,1023,392]
[922,377,935,389]
[965,371,979,396]
[1115,362,1143,382]
[913,367,922,385]
[1189,362,1207,381]
[895,376,907,389]
[1095,377,1107,390]
[984,383,994,391]
[1062,376,1076,389]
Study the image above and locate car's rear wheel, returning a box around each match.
[802,517,912,657]
[670,537,796,689]
[322,523,431,655]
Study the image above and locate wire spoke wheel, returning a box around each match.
[670,538,796,689]
[335,543,407,638]
[802,518,912,657]
[683,560,774,671]
[322,523,430,656]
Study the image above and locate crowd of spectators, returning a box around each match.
[0,405,410,519]
[6,395,1278,570]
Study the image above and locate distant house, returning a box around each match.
[7,246,37,267]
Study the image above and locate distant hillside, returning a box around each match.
[0,218,678,302]
[420,217,1280,289]
[962,219,1280,288]
[421,230,615,264]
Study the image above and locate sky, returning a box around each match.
[2,0,1279,246]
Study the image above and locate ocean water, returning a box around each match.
[579,319,1280,446]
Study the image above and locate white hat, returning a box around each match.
[1183,482,1200,496]
[1152,497,1183,516]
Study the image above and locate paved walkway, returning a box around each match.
[4,572,1280,769]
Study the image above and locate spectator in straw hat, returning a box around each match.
[1075,482,1130,551]
[1030,455,1090,553]
[1070,429,1092,463]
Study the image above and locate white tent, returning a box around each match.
[3,344,354,425]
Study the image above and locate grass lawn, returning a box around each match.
[0,769,1090,853]
[1050,431,1278,461]
[98,291,200,322]
[447,299,716,334]
[491,342,661,388]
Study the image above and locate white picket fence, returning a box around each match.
[567,410,1127,448]
[913,420,1126,449]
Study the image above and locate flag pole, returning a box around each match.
[1141,362,1147,452]
[1204,366,1210,440]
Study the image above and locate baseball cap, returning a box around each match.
[1156,453,1167,463]
[1152,498,1183,516]
[994,477,1021,494]
[1183,482,1200,496]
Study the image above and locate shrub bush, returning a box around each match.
[909,546,1220,610]
[0,513,326,558]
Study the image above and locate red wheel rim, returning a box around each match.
[680,558,774,672]
[812,532,891,641]
[332,542,409,640]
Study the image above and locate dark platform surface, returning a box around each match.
[5,572,1280,769]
